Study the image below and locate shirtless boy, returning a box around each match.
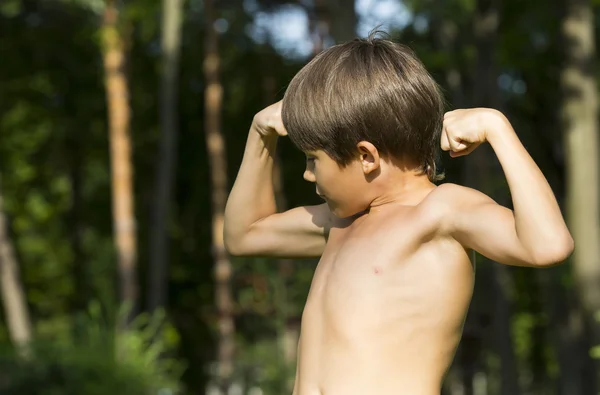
[223,36,574,395]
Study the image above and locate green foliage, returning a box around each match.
[235,337,293,395]
[0,303,183,395]
[590,311,600,359]
[0,0,598,394]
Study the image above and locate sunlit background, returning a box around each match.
[0,0,598,394]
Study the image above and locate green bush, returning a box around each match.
[0,303,183,395]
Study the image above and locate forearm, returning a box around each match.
[224,127,278,246]
[487,111,573,263]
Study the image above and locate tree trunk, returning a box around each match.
[491,264,520,395]
[261,37,299,390]
[0,176,32,356]
[309,0,356,51]
[101,0,138,324]
[324,0,356,44]
[204,0,235,392]
[273,157,299,391]
[147,0,183,313]
[470,1,522,394]
[310,0,329,55]
[432,14,470,393]
[432,18,465,108]
[560,0,600,391]
[538,268,585,395]
[67,136,88,312]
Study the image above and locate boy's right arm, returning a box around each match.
[223,102,330,258]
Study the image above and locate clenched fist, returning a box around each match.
[252,100,288,138]
[441,108,507,158]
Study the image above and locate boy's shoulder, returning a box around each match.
[427,182,488,204]
[419,183,495,230]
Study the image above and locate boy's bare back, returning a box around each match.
[224,36,573,395]
[293,187,474,395]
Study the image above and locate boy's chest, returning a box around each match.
[302,216,440,337]
[307,215,430,303]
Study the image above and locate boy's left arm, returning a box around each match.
[440,108,574,267]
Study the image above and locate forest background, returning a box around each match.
[0,0,599,394]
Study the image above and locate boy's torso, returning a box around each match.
[293,192,475,395]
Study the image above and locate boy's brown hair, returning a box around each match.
[281,32,445,181]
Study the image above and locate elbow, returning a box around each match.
[224,237,242,257]
[224,225,257,257]
[223,225,247,257]
[223,233,248,257]
[530,234,574,267]
[225,244,246,257]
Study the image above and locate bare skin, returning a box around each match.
[224,102,574,395]
[292,191,474,395]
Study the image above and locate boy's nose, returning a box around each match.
[303,169,316,183]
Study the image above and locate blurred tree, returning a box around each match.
[148,0,184,313]
[471,1,521,394]
[444,0,495,391]
[307,0,356,50]
[406,1,522,393]
[2,0,600,394]
[259,30,298,390]
[0,175,32,356]
[431,16,465,108]
[101,0,138,325]
[560,0,600,392]
[325,0,357,43]
[311,0,329,54]
[204,0,235,392]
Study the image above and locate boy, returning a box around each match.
[224,35,573,395]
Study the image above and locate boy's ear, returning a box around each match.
[356,141,380,174]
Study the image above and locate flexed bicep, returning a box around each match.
[437,184,537,267]
[452,201,536,267]
[225,203,332,258]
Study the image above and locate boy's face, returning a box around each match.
[303,150,371,218]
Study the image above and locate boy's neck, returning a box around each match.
[368,169,435,208]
